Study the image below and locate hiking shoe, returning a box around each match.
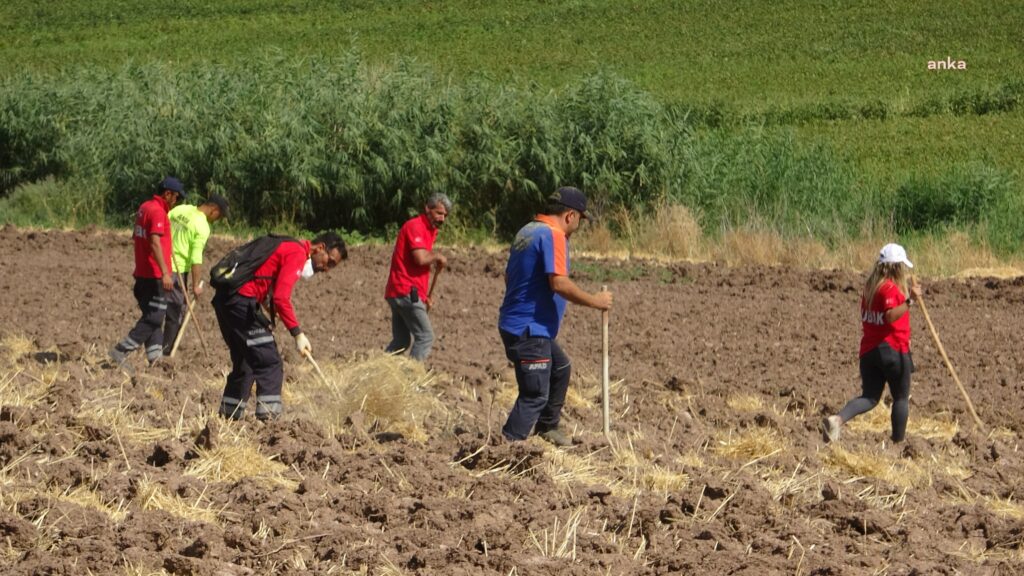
[538,428,573,447]
[821,415,841,443]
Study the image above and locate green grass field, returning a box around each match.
[4,0,1020,106]
[1,0,1022,259]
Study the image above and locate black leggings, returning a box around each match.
[839,343,913,442]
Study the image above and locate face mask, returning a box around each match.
[300,258,314,280]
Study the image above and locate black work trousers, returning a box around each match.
[115,278,169,363]
[212,291,284,420]
[500,329,572,441]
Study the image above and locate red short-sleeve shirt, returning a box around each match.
[133,195,173,279]
[859,280,910,356]
[384,214,438,299]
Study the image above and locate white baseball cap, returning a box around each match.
[879,243,913,268]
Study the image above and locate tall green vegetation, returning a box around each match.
[1,54,1020,253]
[1,0,1022,257]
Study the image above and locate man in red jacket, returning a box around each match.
[110,176,184,371]
[213,232,347,420]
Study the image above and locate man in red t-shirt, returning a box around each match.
[383,194,451,361]
[213,232,347,420]
[110,176,183,370]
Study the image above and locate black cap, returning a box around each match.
[160,176,185,198]
[206,193,230,219]
[548,186,589,219]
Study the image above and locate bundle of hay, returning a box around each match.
[295,352,442,442]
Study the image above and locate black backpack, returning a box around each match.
[209,234,301,294]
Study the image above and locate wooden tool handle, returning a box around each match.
[917,295,984,430]
[601,284,610,436]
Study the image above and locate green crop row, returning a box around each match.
[3,0,1022,109]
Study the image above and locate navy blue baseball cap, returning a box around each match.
[548,186,589,219]
[160,176,185,198]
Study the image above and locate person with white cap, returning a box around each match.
[822,243,922,444]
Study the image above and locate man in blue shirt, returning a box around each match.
[498,187,613,446]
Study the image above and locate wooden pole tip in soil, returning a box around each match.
[601,284,610,437]
[916,292,984,431]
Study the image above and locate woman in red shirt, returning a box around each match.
[823,243,922,444]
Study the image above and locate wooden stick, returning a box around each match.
[186,281,211,358]
[916,294,984,430]
[173,278,210,359]
[168,274,191,357]
[303,350,331,387]
[428,266,442,300]
[168,304,193,357]
[601,284,610,437]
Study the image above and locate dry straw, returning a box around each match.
[295,352,443,442]
[136,476,221,524]
[186,420,296,490]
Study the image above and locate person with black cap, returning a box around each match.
[162,194,230,355]
[498,186,613,447]
[109,176,184,370]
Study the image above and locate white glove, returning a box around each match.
[294,333,312,355]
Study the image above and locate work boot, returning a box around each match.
[108,347,135,376]
[821,415,842,443]
[538,427,573,447]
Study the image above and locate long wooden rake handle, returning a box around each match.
[601,284,610,437]
[428,266,443,299]
[168,302,193,357]
[916,295,984,430]
[173,278,210,359]
[302,349,331,387]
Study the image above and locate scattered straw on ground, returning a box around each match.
[0,335,61,408]
[136,477,221,524]
[760,464,823,506]
[845,405,959,441]
[726,393,764,413]
[527,506,585,560]
[947,482,1024,521]
[822,445,926,489]
[715,427,786,461]
[79,387,173,444]
[56,485,129,522]
[291,352,443,442]
[121,558,173,576]
[186,422,296,490]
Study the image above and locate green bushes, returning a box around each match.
[0,53,1021,255]
[891,164,1024,254]
[0,56,681,236]
[669,128,871,243]
[0,177,109,228]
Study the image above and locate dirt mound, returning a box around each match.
[1,228,1022,574]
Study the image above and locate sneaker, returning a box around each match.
[821,415,841,443]
[538,428,573,447]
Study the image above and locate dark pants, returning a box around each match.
[114,278,169,363]
[212,291,284,420]
[162,273,186,356]
[500,330,572,440]
[839,342,913,442]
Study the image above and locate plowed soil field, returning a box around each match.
[2,226,1023,575]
